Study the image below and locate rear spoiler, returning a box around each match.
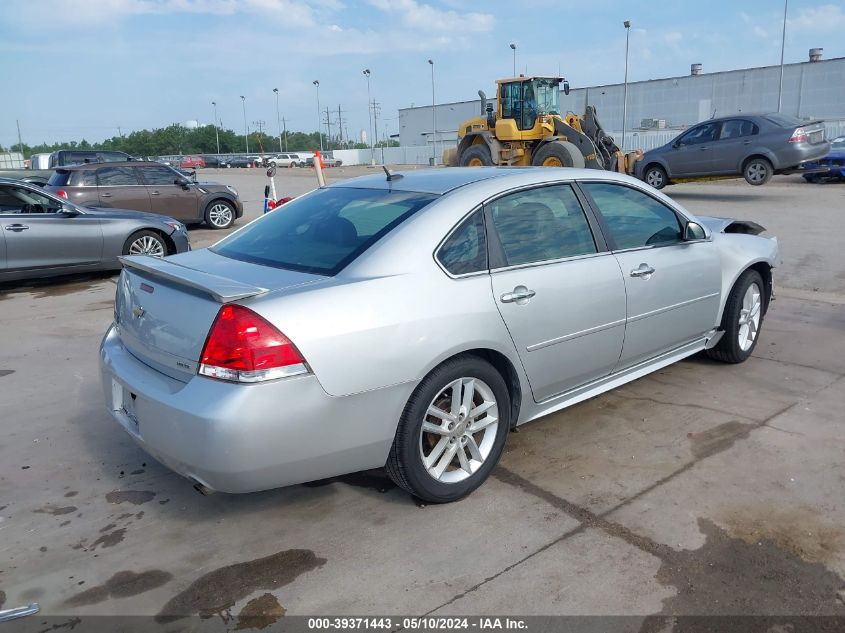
[118,255,268,303]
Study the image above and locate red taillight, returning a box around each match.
[56,189,68,199]
[198,305,307,383]
[788,127,809,143]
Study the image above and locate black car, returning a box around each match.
[201,155,230,168]
[227,156,254,168]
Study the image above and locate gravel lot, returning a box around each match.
[1,169,844,630]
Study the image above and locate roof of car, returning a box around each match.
[328,166,636,195]
[55,161,163,170]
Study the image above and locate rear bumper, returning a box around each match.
[99,325,410,493]
[773,143,831,171]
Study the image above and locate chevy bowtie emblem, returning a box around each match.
[132,305,146,319]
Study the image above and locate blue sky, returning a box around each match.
[1,0,843,148]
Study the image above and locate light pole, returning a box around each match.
[240,95,249,154]
[777,0,788,112]
[313,80,323,152]
[622,20,631,152]
[510,43,516,76]
[273,88,282,153]
[428,59,436,165]
[211,101,220,155]
[363,69,374,165]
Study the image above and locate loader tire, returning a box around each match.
[460,145,493,167]
[532,141,585,168]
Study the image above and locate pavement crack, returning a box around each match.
[615,393,760,422]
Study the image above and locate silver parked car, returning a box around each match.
[0,178,190,283]
[100,168,779,503]
[635,113,830,189]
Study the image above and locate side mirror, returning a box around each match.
[672,140,681,149]
[61,206,79,217]
[174,178,190,187]
[683,221,706,241]
[562,81,570,96]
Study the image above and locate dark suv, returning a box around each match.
[44,161,243,229]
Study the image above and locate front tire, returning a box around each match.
[531,140,586,168]
[386,356,510,503]
[459,144,493,167]
[644,164,668,189]
[743,157,773,186]
[205,200,236,229]
[706,269,765,363]
[122,230,167,257]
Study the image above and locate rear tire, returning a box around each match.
[531,141,586,168]
[706,269,765,364]
[743,157,773,186]
[459,144,493,167]
[205,200,236,230]
[644,164,668,189]
[122,230,167,257]
[386,355,510,503]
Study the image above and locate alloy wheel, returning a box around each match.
[738,282,761,351]
[746,163,767,184]
[127,235,165,257]
[646,169,665,188]
[419,377,499,484]
[208,203,233,228]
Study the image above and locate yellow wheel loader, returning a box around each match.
[444,76,641,173]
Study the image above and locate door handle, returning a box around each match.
[743,140,752,145]
[100,192,112,198]
[500,286,536,304]
[630,264,655,278]
[150,191,161,196]
[4,224,29,231]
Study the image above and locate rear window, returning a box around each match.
[47,171,71,186]
[212,187,438,275]
[762,114,804,128]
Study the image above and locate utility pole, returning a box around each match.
[273,88,282,152]
[427,59,436,165]
[313,80,323,152]
[240,95,249,154]
[363,69,374,164]
[337,104,344,146]
[211,101,220,155]
[372,101,381,163]
[282,117,288,151]
[778,0,788,112]
[324,107,332,150]
[622,20,631,152]
[253,120,266,154]
[16,119,23,156]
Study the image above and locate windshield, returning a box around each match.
[211,187,438,275]
[534,79,560,115]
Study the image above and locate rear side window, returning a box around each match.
[212,187,438,275]
[437,209,487,275]
[47,171,71,186]
[720,119,758,139]
[72,170,97,186]
[96,166,140,186]
[581,182,682,250]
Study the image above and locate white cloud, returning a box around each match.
[788,4,845,32]
[368,0,494,33]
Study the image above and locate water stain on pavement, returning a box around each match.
[64,491,78,498]
[156,549,326,622]
[0,369,14,377]
[64,570,173,607]
[105,490,155,505]
[235,593,286,630]
[0,589,6,609]
[33,505,78,516]
[688,421,755,459]
[639,518,845,633]
[90,527,127,550]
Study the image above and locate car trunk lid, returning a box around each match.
[114,251,326,381]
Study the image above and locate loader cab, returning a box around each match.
[497,77,564,136]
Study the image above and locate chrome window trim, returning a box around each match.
[489,249,609,274]
[526,317,627,352]
[627,292,721,323]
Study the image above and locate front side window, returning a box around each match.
[140,165,182,185]
[73,170,98,186]
[489,184,597,266]
[96,166,140,186]
[437,209,487,275]
[0,185,64,214]
[581,182,682,250]
[678,122,720,146]
[212,187,438,275]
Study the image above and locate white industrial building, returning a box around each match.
[398,52,845,154]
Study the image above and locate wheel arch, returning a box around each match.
[124,227,176,255]
[716,258,774,325]
[202,194,237,216]
[457,132,502,165]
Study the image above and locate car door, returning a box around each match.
[95,166,151,211]
[138,164,202,222]
[0,184,103,271]
[486,183,627,402]
[579,181,721,370]
[711,119,759,174]
[666,122,721,176]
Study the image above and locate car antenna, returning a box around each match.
[383,165,403,181]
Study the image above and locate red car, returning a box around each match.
[179,155,206,169]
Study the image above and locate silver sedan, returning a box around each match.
[100,168,779,503]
